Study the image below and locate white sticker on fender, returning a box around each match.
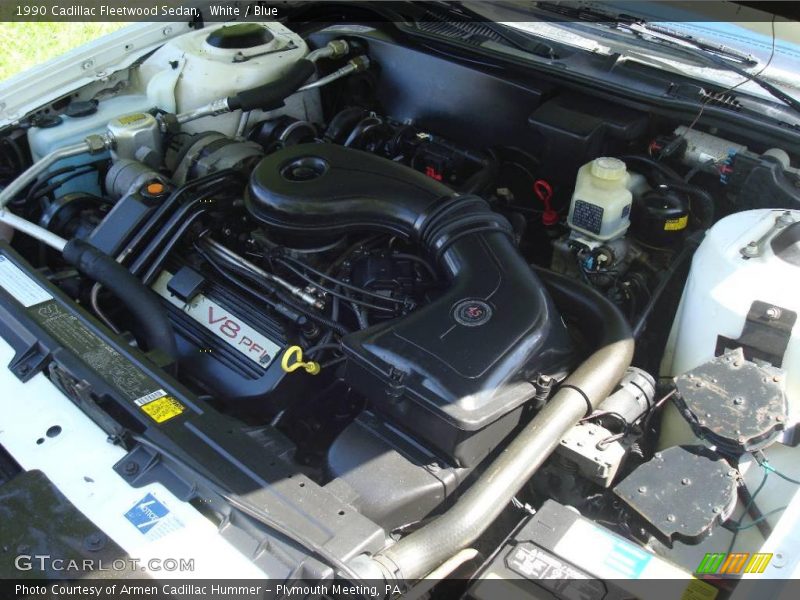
[152,271,281,369]
[0,254,52,307]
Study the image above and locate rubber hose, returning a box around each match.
[227,60,315,112]
[62,239,178,360]
[353,268,634,583]
[534,267,632,349]
[619,154,684,183]
[661,179,715,229]
[323,107,369,144]
[459,158,498,195]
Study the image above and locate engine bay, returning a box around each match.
[1,16,800,591]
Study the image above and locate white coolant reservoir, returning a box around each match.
[658,209,800,567]
[567,157,633,241]
[138,22,311,135]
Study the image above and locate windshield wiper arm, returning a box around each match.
[631,22,757,65]
[444,2,556,56]
[531,1,755,65]
[623,21,800,115]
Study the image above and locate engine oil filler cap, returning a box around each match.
[674,347,787,453]
[613,445,737,545]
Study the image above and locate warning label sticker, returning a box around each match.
[665,215,689,231]
[0,255,52,307]
[133,389,168,407]
[22,295,187,425]
[139,395,184,423]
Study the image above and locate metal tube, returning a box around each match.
[235,111,251,139]
[297,56,370,92]
[0,140,92,209]
[0,209,67,251]
[371,340,633,582]
[306,40,349,63]
[175,98,231,126]
[201,238,323,309]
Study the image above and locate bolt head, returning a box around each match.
[742,242,759,257]
[84,532,107,552]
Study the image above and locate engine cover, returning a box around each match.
[150,261,304,412]
[248,144,576,466]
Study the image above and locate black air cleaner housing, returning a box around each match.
[248,144,576,466]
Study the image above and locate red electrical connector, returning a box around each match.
[534,179,559,226]
[425,165,443,181]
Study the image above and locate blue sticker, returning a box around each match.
[124,493,170,534]
[603,539,651,578]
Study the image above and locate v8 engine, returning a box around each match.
[2,15,800,592]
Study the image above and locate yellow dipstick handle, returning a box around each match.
[281,345,321,375]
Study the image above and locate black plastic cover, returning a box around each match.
[675,348,787,453]
[248,144,575,466]
[614,445,737,546]
[326,412,468,530]
[166,266,205,302]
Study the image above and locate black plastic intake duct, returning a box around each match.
[247,144,575,466]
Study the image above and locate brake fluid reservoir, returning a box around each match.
[567,157,632,241]
[138,22,312,135]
